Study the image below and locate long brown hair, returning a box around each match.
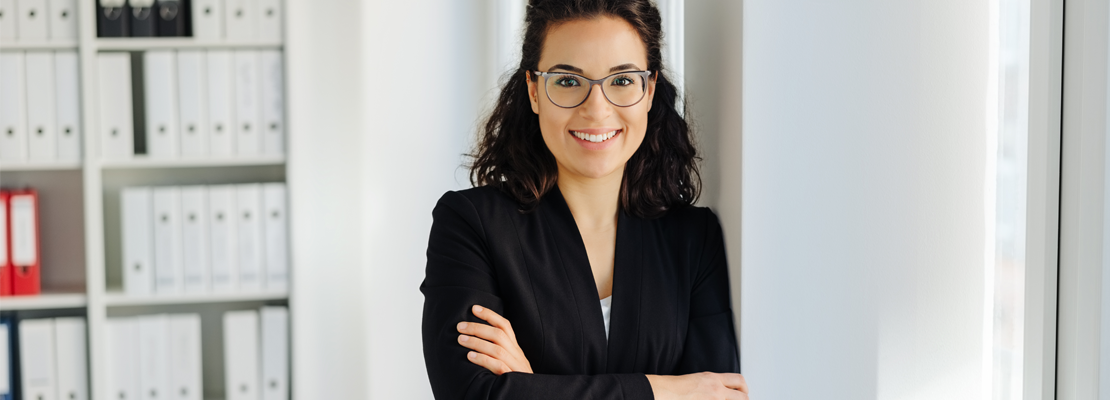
[469,0,700,219]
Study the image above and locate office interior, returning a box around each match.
[0,0,1108,399]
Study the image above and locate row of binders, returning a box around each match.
[104,307,289,400]
[0,51,82,164]
[0,0,78,42]
[99,50,285,160]
[121,183,287,296]
[0,190,40,297]
[0,317,88,400]
[96,0,190,38]
[97,0,283,41]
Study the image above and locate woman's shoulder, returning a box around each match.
[434,185,520,218]
[653,204,723,240]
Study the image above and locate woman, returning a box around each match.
[421,1,747,399]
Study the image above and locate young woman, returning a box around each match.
[421,1,747,399]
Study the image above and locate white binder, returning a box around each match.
[206,50,235,156]
[145,50,180,158]
[54,317,89,400]
[259,50,283,155]
[177,50,209,158]
[234,50,261,156]
[0,0,15,40]
[54,50,81,160]
[26,51,57,161]
[0,52,28,162]
[0,321,8,400]
[180,185,210,293]
[191,0,223,41]
[208,185,238,292]
[168,314,202,400]
[235,183,262,291]
[46,0,75,39]
[262,183,287,291]
[19,318,58,400]
[14,0,46,40]
[223,310,260,400]
[260,307,288,400]
[256,0,279,42]
[105,318,139,400]
[138,314,170,400]
[97,52,134,159]
[122,187,155,295]
[224,0,256,41]
[153,186,183,294]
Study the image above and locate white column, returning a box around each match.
[739,1,991,398]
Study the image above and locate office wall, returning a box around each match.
[286,0,371,398]
[726,1,992,398]
[359,2,492,399]
[289,1,497,398]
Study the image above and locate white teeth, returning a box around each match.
[572,130,620,143]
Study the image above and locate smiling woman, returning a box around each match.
[420,1,746,399]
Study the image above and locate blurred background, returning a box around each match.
[1,0,1108,399]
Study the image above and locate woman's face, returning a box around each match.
[527,16,655,181]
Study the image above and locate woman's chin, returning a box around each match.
[566,163,624,181]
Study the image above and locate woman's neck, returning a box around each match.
[556,166,623,231]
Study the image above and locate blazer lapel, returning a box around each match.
[605,209,643,372]
[542,188,610,373]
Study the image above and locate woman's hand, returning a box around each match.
[646,372,749,400]
[457,305,533,375]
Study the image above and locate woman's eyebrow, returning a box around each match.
[609,63,641,72]
[546,63,643,74]
[549,64,584,73]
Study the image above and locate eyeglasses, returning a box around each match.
[533,70,654,108]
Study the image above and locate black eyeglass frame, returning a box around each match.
[532,70,655,108]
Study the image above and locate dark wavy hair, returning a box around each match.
[469,0,700,219]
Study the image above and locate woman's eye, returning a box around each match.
[555,77,580,87]
[611,76,634,86]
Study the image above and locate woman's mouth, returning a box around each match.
[570,129,621,143]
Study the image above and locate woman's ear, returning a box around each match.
[526,71,540,114]
[645,72,658,112]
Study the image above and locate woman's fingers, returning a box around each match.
[464,349,511,375]
[457,334,510,362]
[457,321,510,346]
[717,373,749,394]
[472,305,515,336]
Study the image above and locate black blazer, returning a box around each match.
[421,186,740,400]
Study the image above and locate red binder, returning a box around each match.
[8,189,40,296]
[0,190,11,296]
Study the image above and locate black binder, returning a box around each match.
[97,0,130,37]
[130,1,156,37]
[155,0,188,37]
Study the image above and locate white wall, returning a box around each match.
[730,1,992,398]
[286,0,370,398]
[289,1,497,399]
[359,2,492,399]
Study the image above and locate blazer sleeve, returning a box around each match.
[421,191,655,400]
[673,209,742,374]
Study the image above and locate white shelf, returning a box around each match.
[0,41,79,50]
[104,291,289,307]
[96,38,283,51]
[0,293,87,310]
[100,156,285,169]
[0,160,83,171]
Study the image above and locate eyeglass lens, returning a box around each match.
[545,73,646,107]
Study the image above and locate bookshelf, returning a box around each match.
[0,1,292,399]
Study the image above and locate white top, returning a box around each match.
[600,296,613,340]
